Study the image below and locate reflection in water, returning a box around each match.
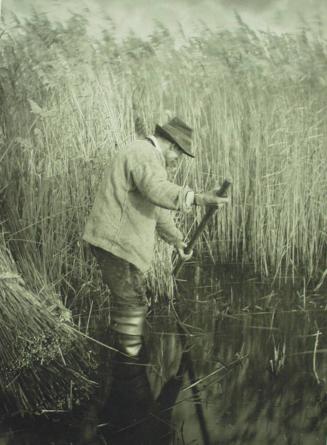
[92,308,212,445]
[2,262,327,444]
[96,317,186,445]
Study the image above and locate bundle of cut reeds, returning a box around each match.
[0,235,97,416]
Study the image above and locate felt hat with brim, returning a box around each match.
[155,117,194,158]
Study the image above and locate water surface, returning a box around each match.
[1,261,327,444]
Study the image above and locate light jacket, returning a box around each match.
[83,137,192,272]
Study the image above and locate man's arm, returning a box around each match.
[129,143,229,211]
[129,146,192,212]
[156,208,193,261]
[156,207,184,245]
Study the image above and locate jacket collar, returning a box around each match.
[146,135,165,163]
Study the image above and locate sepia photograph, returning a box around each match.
[0,0,327,444]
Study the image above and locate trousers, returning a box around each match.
[91,245,148,357]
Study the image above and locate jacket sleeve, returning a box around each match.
[129,146,192,211]
[156,208,183,245]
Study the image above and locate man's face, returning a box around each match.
[164,143,183,170]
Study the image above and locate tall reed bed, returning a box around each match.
[0,14,326,313]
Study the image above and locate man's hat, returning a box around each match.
[155,117,194,158]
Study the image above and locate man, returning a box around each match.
[83,117,228,359]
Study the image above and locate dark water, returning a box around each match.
[1,261,327,444]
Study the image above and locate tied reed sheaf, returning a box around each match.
[0,12,326,310]
[0,234,97,415]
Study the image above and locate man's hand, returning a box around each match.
[175,240,193,261]
[194,190,230,207]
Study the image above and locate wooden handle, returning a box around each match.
[174,179,231,277]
